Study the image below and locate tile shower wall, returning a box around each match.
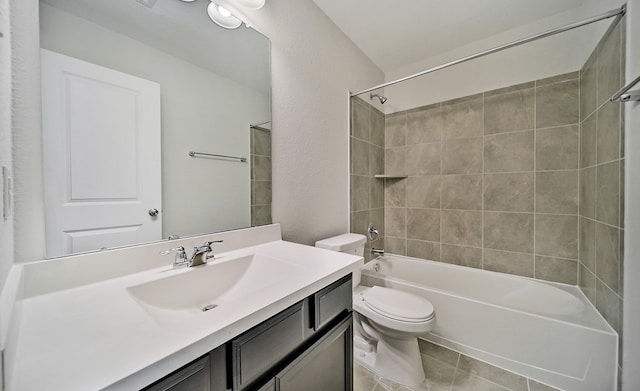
[250,126,272,226]
[380,72,581,285]
[350,98,385,261]
[578,17,625,381]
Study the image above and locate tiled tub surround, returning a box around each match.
[359,255,616,391]
[377,71,583,285]
[350,97,386,260]
[251,126,273,226]
[578,17,626,383]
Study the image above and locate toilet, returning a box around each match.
[315,233,436,387]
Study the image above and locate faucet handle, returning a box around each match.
[160,246,189,268]
[204,240,224,260]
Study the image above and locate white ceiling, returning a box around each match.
[311,0,586,72]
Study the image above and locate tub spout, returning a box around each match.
[371,248,385,256]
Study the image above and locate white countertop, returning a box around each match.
[7,234,362,390]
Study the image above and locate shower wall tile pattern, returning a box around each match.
[378,72,581,286]
[577,17,625,379]
[350,97,385,261]
[250,127,272,226]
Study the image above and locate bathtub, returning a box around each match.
[359,254,617,391]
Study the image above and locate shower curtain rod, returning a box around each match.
[351,5,626,97]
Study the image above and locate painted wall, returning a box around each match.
[381,0,626,113]
[236,0,385,245]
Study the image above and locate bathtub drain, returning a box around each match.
[202,304,218,312]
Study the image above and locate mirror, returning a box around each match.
[38,0,271,258]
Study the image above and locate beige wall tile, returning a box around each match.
[442,137,483,174]
[596,102,621,164]
[253,205,272,226]
[440,244,482,269]
[384,178,406,207]
[385,207,406,237]
[485,81,535,96]
[536,71,579,86]
[596,22,622,106]
[484,212,534,253]
[253,155,271,181]
[535,171,579,214]
[385,112,407,147]
[253,180,272,205]
[351,98,370,140]
[252,129,272,157]
[536,80,579,128]
[579,217,596,271]
[596,160,620,227]
[385,146,406,175]
[580,264,597,304]
[442,97,483,140]
[407,143,441,175]
[441,210,482,247]
[484,131,534,173]
[441,174,482,210]
[484,173,534,212]
[350,175,369,212]
[535,214,578,259]
[407,176,441,209]
[536,125,579,170]
[407,240,440,261]
[351,137,370,175]
[385,236,406,256]
[370,177,384,209]
[369,208,385,238]
[407,208,440,242]
[580,59,597,121]
[371,110,385,147]
[407,105,442,144]
[580,167,596,219]
[596,222,620,293]
[350,210,369,237]
[369,144,384,176]
[580,114,597,168]
[535,256,578,284]
[596,279,621,334]
[484,88,534,134]
[484,249,534,278]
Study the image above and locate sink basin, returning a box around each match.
[127,253,307,324]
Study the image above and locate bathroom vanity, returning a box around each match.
[4,224,362,390]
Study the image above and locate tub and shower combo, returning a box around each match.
[359,254,617,391]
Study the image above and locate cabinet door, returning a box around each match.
[275,314,353,391]
[144,356,210,391]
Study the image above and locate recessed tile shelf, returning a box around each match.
[374,174,408,179]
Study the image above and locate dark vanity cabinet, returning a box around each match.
[143,274,353,391]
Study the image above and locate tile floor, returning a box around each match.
[353,340,560,391]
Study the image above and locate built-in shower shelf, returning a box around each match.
[374,174,408,179]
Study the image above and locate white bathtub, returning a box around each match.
[359,255,618,391]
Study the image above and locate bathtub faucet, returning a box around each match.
[371,248,385,256]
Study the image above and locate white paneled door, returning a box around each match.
[41,49,161,258]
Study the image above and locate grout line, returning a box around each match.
[533,79,538,279]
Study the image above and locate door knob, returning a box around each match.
[148,208,159,217]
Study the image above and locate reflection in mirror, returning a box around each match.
[38,0,271,258]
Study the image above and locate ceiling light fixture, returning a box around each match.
[207,2,243,29]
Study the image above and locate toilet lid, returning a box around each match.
[362,286,435,323]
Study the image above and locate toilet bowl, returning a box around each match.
[315,234,437,387]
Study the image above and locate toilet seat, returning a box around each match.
[361,286,434,323]
[353,286,436,334]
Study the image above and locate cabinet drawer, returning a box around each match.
[231,302,305,390]
[312,274,352,330]
[143,355,210,391]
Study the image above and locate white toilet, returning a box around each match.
[315,233,436,387]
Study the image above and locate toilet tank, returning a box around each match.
[315,233,366,256]
[315,233,367,288]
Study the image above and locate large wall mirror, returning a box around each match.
[38,0,271,258]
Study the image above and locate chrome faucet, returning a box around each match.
[370,248,385,256]
[161,240,224,268]
[188,240,224,267]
